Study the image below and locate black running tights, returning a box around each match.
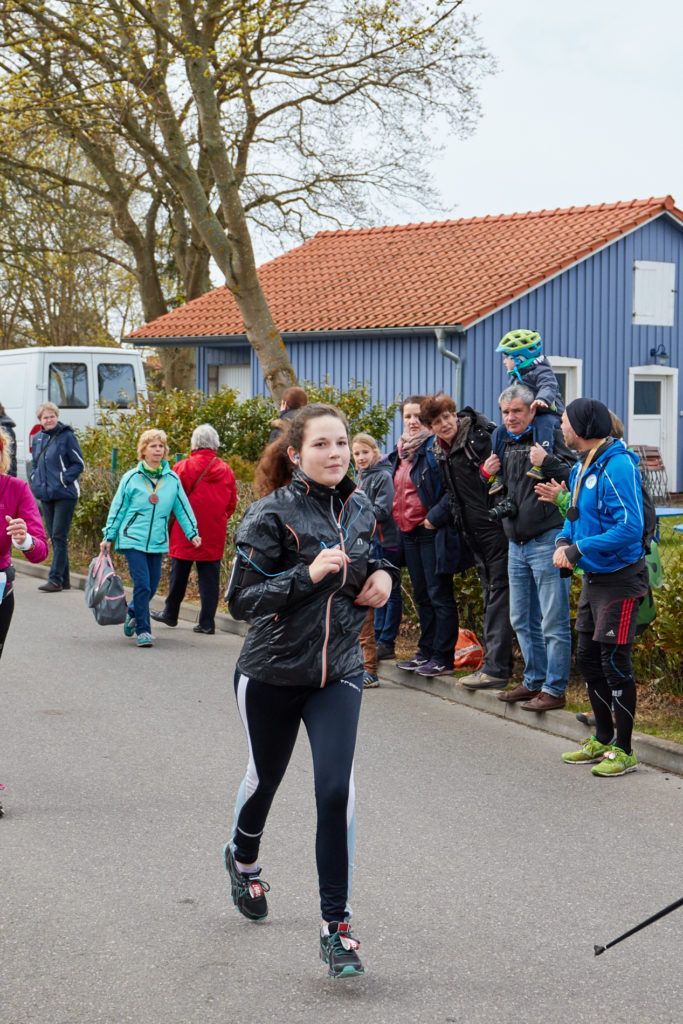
[576,631,636,753]
[230,669,363,923]
[0,589,15,661]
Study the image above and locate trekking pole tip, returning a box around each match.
[594,945,606,956]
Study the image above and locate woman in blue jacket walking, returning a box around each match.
[101,429,201,647]
[31,402,85,592]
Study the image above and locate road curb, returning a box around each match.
[378,662,683,777]
[17,561,681,775]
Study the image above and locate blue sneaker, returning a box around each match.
[123,612,136,637]
[136,632,154,647]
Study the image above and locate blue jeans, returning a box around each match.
[122,550,163,635]
[373,544,403,645]
[507,528,571,697]
[41,498,76,587]
[402,527,458,665]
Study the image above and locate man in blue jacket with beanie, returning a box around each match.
[554,398,649,777]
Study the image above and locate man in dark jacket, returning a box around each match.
[31,402,85,592]
[483,383,576,711]
[0,404,17,477]
[420,394,513,689]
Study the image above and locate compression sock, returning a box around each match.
[586,678,615,747]
[610,676,637,755]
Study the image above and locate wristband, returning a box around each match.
[13,532,34,551]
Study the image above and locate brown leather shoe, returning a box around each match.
[520,692,567,712]
[497,684,540,703]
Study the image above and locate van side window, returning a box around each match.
[98,363,137,409]
[49,363,89,408]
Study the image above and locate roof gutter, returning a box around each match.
[436,326,466,408]
[127,324,464,347]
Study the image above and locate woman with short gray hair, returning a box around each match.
[152,424,237,634]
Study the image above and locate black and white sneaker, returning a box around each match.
[223,844,270,920]
[319,922,365,979]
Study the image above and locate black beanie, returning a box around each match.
[565,398,612,440]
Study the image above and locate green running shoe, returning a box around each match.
[320,922,365,979]
[123,612,136,637]
[561,736,613,765]
[591,746,638,777]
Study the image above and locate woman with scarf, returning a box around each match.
[388,396,464,678]
[100,429,201,648]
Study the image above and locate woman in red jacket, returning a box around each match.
[152,424,237,634]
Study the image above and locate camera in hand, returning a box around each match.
[488,496,518,522]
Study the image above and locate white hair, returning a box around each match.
[191,423,220,451]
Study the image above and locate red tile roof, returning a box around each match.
[129,196,682,339]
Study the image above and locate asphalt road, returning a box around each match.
[1,575,682,1024]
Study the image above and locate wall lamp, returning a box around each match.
[649,343,670,366]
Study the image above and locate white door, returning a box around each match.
[628,366,678,489]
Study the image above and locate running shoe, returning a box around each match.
[319,922,364,979]
[363,672,380,689]
[396,654,429,671]
[136,632,154,647]
[223,844,270,920]
[415,659,453,677]
[591,747,638,778]
[561,736,613,764]
[123,612,136,637]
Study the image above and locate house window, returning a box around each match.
[632,261,676,326]
[207,364,219,395]
[547,356,582,405]
[49,362,88,408]
[633,379,661,416]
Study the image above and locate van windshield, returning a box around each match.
[49,363,88,408]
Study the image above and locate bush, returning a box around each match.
[632,541,683,696]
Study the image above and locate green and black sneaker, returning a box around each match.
[561,736,613,765]
[223,844,270,920]
[319,922,365,979]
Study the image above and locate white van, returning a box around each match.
[0,346,147,478]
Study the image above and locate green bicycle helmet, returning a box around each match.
[496,329,543,368]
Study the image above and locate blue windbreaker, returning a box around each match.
[558,440,644,573]
[103,460,198,553]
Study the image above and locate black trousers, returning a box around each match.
[162,557,221,630]
[471,545,514,678]
[0,589,15,660]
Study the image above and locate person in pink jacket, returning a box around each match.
[0,425,49,816]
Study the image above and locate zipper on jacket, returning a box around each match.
[123,511,141,538]
[319,494,349,688]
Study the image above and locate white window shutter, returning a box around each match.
[633,261,676,326]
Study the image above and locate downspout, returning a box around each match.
[436,326,465,408]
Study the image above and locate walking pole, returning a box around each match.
[594,896,683,956]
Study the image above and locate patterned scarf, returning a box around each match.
[398,427,431,461]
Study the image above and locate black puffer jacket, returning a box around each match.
[355,460,400,548]
[227,470,398,687]
[499,427,576,543]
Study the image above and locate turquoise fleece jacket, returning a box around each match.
[558,440,644,573]
[103,460,198,553]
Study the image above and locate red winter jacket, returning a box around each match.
[169,450,237,561]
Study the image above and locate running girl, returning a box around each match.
[224,404,395,979]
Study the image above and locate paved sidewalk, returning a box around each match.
[17,559,683,777]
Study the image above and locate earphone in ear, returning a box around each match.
[293,454,300,463]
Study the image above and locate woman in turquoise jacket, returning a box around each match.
[101,429,201,647]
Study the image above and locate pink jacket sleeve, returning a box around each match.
[16,480,49,563]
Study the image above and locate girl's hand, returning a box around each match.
[354,569,392,608]
[5,515,27,545]
[308,547,350,584]
[191,535,202,548]
[534,479,565,504]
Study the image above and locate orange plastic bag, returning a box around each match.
[453,628,484,670]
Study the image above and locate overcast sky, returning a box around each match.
[428,0,683,220]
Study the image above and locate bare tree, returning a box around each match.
[0,0,493,398]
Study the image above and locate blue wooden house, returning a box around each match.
[129,196,683,488]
